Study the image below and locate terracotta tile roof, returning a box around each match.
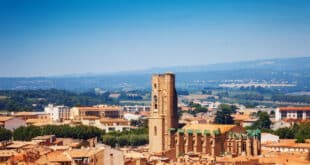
[182,124,239,133]
[139,111,150,116]
[36,151,71,163]
[279,106,310,111]
[48,151,71,162]
[76,106,121,111]
[100,118,129,124]
[67,148,103,158]
[263,139,310,148]
[0,116,13,122]
[32,135,54,140]
[48,145,69,151]
[81,116,99,120]
[14,111,38,116]
[0,150,17,157]
[232,114,252,121]
[6,141,37,149]
[26,118,51,124]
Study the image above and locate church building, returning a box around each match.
[148,73,261,160]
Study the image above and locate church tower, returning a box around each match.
[149,73,178,153]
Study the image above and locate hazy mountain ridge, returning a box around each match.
[0,57,310,91]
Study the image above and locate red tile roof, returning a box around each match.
[279,107,310,111]
[77,106,121,111]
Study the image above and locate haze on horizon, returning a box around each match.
[0,0,310,77]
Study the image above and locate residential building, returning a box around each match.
[44,104,70,122]
[261,133,279,144]
[0,116,26,131]
[123,105,150,112]
[80,117,130,132]
[70,105,122,120]
[123,113,141,121]
[262,139,310,153]
[275,106,310,121]
[13,111,50,121]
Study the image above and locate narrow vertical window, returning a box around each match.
[154,95,158,109]
[154,126,157,136]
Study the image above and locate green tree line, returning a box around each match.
[13,125,103,141]
[271,94,310,103]
[0,89,116,111]
[102,128,148,147]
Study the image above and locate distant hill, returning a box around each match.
[0,57,310,91]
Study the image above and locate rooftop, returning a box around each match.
[279,106,310,111]
[100,118,129,123]
[0,150,17,157]
[0,116,13,122]
[76,106,121,111]
[182,124,241,134]
[14,111,40,116]
[67,148,104,158]
[263,139,310,149]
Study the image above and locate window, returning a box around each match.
[281,112,287,119]
[154,126,157,136]
[153,95,158,109]
[154,83,157,89]
[297,111,303,119]
[242,142,246,151]
[306,112,310,119]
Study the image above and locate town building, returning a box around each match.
[70,105,122,120]
[44,104,70,122]
[261,133,279,144]
[13,111,50,121]
[123,113,142,121]
[0,116,26,131]
[123,105,150,112]
[275,106,310,121]
[262,139,310,153]
[80,117,130,132]
[148,73,261,161]
[232,114,258,127]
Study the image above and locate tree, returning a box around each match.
[214,104,234,124]
[253,112,271,129]
[102,128,148,147]
[13,125,103,141]
[187,102,208,116]
[295,122,310,143]
[0,127,12,141]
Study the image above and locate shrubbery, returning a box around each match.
[102,128,148,147]
[0,127,12,141]
[13,125,103,141]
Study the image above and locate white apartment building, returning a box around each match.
[44,104,70,122]
[123,105,150,112]
[80,117,131,133]
[275,107,310,121]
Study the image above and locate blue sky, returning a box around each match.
[0,0,310,77]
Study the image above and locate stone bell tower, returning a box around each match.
[149,73,178,153]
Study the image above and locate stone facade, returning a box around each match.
[170,125,261,158]
[149,73,178,153]
[148,73,261,159]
